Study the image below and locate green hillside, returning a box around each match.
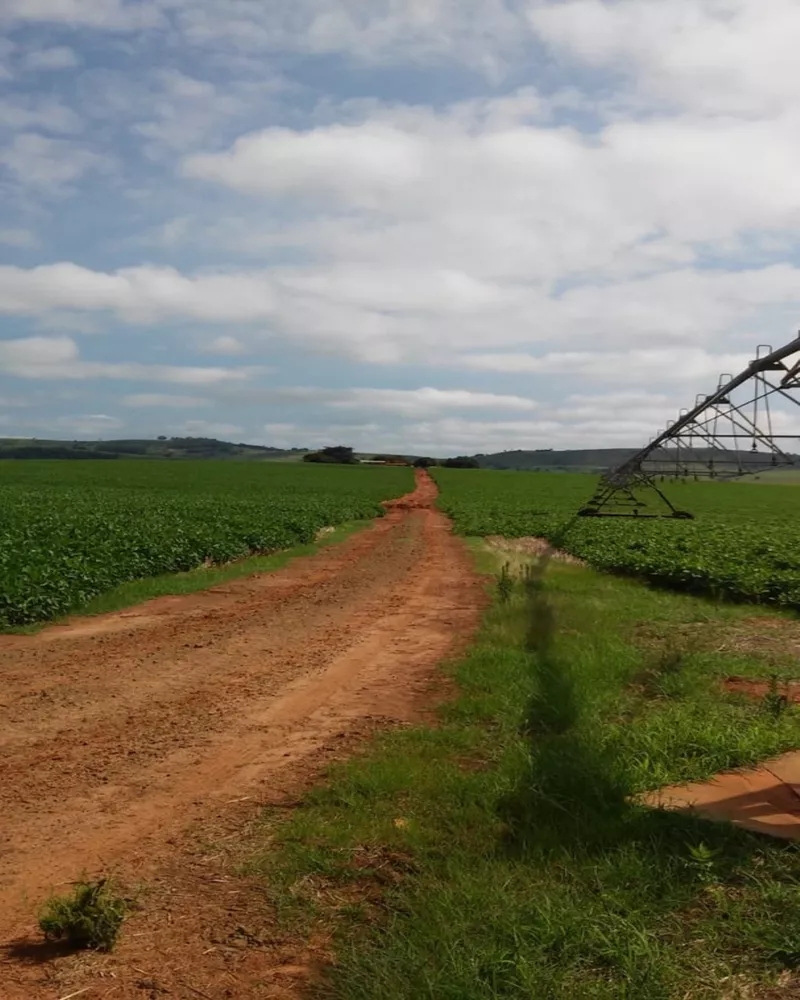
[0,437,309,461]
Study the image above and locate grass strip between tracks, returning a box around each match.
[248,543,800,999]
[11,521,370,634]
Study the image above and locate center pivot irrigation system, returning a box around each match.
[579,332,800,518]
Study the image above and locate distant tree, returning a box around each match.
[157,435,167,441]
[303,445,357,465]
[442,456,480,469]
[413,457,435,468]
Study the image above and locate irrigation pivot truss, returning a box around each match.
[580,333,800,518]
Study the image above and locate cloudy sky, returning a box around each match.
[1,0,800,455]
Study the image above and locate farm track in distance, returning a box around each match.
[0,470,485,999]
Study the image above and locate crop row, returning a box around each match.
[0,461,413,628]
[433,469,800,608]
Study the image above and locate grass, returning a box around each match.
[38,878,128,952]
[247,543,800,999]
[11,520,368,633]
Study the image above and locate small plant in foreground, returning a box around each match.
[685,842,722,884]
[635,642,687,699]
[763,673,789,720]
[497,562,514,603]
[39,878,128,951]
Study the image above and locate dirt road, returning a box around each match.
[0,470,484,997]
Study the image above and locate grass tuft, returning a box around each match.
[38,878,128,952]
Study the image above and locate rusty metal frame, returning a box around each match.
[579,333,800,518]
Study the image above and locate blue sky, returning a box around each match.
[2,0,800,454]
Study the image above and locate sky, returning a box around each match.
[2,0,800,456]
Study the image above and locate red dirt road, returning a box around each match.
[0,470,484,998]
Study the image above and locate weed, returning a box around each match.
[634,642,688,699]
[763,674,789,720]
[685,842,722,884]
[497,562,514,603]
[38,878,128,951]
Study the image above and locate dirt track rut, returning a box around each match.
[0,470,484,997]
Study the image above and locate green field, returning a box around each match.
[0,460,413,629]
[434,469,800,608]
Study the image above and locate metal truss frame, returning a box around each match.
[579,333,800,518]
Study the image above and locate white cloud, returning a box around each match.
[121,393,209,408]
[0,38,13,80]
[72,66,287,169]
[174,100,800,364]
[50,413,123,437]
[132,70,267,157]
[204,335,247,356]
[0,96,82,133]
[528,0,800,117]
[0,336,255,384]
[172,0,528,73]
[0,262,276,322]
[148,216,191,247]
[185,105,800,258]
[22,46,81,71]
[2,0,527,71]
[213,384,539,416]
[0,227,37,247]
[169,419,244,438]
[0,334,75,367]
[34,311,102,333]
[256,412,670,455]
[3,257,800,367]
[461,347,753,384]
[183,124,429,202]
[1,0,164,30]
[395,416,641,454]
[0,134,109,192]
[327,386,537,416]
[0,392,37,408]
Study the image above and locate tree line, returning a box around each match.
[302,446,479,468]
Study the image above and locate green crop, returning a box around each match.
[433,468,800,608]
[0,460,413,628]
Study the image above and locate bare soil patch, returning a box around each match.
[0,470,485,998]
[723,676,800,702]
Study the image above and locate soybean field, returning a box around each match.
[434,468,800,608]
[0,460,413,628]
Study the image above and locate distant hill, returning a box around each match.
[472,448,800,473]
[4,439,797,474]
[0,437,309,461]
[473,449,637,472]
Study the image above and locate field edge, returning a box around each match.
[5,519,371,635]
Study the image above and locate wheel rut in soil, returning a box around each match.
[0,470,485,998]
